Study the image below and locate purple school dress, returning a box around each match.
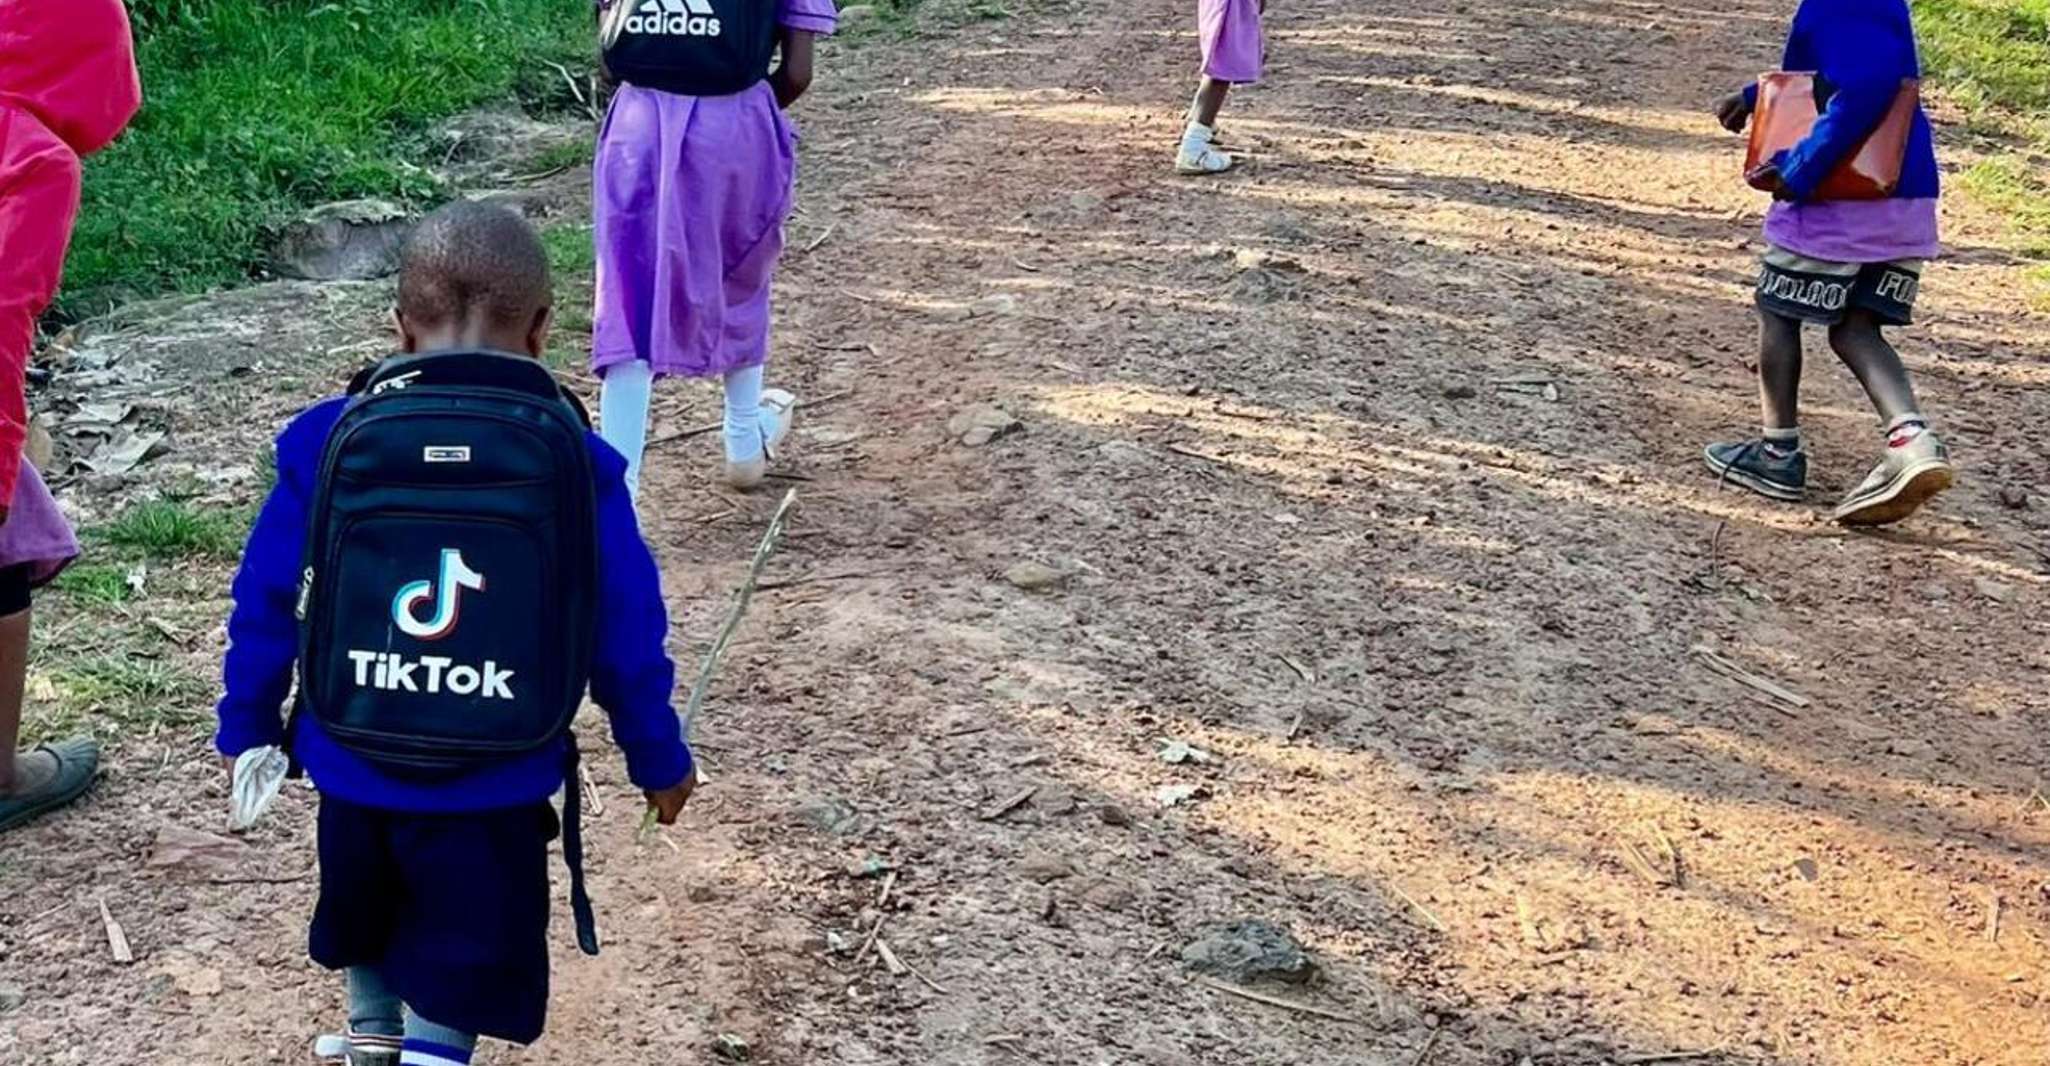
[1199,0,1264,84]
[0,459,79,587]
[592,0,838,381]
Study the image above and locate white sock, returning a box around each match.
[598,360,654,498]
[1763,426,1801,456]
[723,363,776,463]
[1181,121,1216,155]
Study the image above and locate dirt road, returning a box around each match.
[7,0,2049,1063]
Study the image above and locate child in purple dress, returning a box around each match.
[1178,0,1266,175]
[592,0,838,498]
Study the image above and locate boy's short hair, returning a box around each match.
[396,201,552,330]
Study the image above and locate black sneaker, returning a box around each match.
[1703,438,1807,501]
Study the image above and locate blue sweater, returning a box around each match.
[215,395,693,813]
[1744,0,1939,203]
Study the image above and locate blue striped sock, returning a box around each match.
[399,1039,472,1066]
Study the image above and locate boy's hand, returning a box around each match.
[644,770,698,825]
[1715,91,1752,133]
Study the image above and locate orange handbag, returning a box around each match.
[1745,72,1919,200]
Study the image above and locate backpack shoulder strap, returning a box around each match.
[560,387,594,430]
[343,359,386,397]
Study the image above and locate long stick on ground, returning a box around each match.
[1193,977,1362,1025]
[642,490,797,835]
[681,488,799,739]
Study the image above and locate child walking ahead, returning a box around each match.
[1704,0,1954,525]
[217,203,697,1065]
[592,0,839,498]
[1177,0,1266,175]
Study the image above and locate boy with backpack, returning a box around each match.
[215,201,697,1065]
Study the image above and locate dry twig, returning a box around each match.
[1390,885,1448,933]
[99,899,133,964]
[1194,977,1361,1024]
[1693,646,1810,711]
[981,787,1036,822]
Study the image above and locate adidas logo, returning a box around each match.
[623,0,721,37]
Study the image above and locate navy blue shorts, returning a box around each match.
[1755,245,1921,327]
[309,796,558,1044]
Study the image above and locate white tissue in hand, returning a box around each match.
[229,746,289,831]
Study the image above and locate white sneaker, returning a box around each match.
[1832,428,1954,526]
[1176,123,1233,175]
[314,1033,398,1066]
[723,388,797,491]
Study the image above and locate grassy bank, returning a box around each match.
[63,0,588,316]
[1915,0,2050,293]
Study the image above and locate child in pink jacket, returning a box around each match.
[0,0,142,833]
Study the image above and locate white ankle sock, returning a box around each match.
[1181,121,1216,154]
[723,363,776,463]
[1763,426,1801,455]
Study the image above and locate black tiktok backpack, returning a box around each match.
[295,349,608,955]
[601,0,780,98]
[296,350,596,774]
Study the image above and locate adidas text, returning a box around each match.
[347,650,516,701]
[626,0,721,37]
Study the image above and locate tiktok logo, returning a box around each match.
[391,549,486,641]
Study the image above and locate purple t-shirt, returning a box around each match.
[779,0,838,34]
[1764,196,1940,265]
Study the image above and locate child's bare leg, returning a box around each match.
[1189,77,1231,128]
[1703,311,1808,501]
[0,607,33,794]
[1825,308,1953,525]
[0,597,96,832]
[1757,309,1803,431]
[1827,310,1920,424]
[1177,79,1235,174]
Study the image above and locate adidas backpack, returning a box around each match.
[601,0,780,99]
[295,350,597,775]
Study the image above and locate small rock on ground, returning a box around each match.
[796,796,857,834]
[1181,918,1318,985]
[949,404,1022,447]
[1017,851,1076,883]
[271,199,413,281]
[1005,562,1066,591]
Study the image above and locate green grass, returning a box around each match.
[65,0,589,315]
[1916,0,2050,299]
[527,138,597,174]
[33,654,212,740]
[53,565,137,606]
[101,500,243,559]
[1960,156,2050,255]
[1918,0,2050,118]
[541,221,597,279]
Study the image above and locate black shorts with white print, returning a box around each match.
[1755,246,1921,327]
